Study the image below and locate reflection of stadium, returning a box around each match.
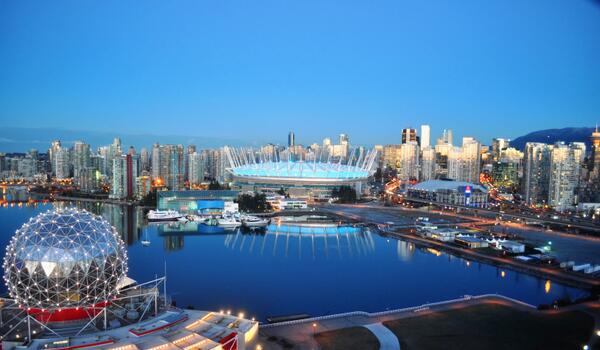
[224,223,375,258]
[225,147,378,199]
[1,208,258,350]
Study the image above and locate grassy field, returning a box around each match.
[383,303,596,350]
[314,326,380,350]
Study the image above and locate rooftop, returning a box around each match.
[410,180,488,193]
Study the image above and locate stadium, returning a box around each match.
[224,147,378,199]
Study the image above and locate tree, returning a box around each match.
[237,193,271,213]
[331,185,357,203]
[140,189,158,207]
[208,180,229,190]
[276,187,290,198]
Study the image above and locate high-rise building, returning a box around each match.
[447,137,481,183]
[397,141,420,181]
[491,138,510,161]
[383,145,402,169]
[78,167,101,193]
[401,128,417,144]
[548,142,585,211]
[140,147,150,172]
[107,137,122,176]
[151,143,161,179]
[188,151,206,188]
[491,147,523,188]
[339,133,349,144]
[523,143,551,206]
[110,153,139,200]
[185,145,197,182]
[420,147,436,181]
[590,126,600,181]
[420,125,431,148]
[48,140,62,176]
[72,141,91,179]
[288,131,295,148]
[54,147,71,179]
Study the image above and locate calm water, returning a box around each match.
[0,201,587,321]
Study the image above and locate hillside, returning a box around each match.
[511,127,594,150]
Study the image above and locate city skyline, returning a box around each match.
[1,0,599,145]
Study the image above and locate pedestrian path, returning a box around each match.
[364,323,400,350]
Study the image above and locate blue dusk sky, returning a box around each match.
[1,0,599,147]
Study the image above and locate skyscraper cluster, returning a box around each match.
[0,127,598,212]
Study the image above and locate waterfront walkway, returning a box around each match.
[255,294,534,350]
[364,323,400,350]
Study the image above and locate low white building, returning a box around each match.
[273,199,308,210]
[499,240,525,254]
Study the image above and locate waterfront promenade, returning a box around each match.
[256,294,600,350]
[256,295,540,349]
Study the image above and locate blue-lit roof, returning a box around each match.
[231,161,370,180]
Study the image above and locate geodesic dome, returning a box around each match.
[2,208,128,311]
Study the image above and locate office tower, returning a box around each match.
[288,131,295,147]
[54,147,71,179]
[420,125,430,148]
[420,147,436,181]
[401,128,417,144]
[397,141,420,181]
[72,141,91,178]
[548,142,585,211]
[492,138,510,161]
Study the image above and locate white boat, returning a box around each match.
[218,215,242,228]
[241,215,270,228]
[147,210,182,222]
[141,231,151,246]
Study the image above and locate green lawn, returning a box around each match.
[383,303,595,350]
[315,326,380,350]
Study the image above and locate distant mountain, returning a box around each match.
[0,127,261,153]
[511,127,595,151]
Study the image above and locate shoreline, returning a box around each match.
[383,227,600,291]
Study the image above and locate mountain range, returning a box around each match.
[510,127,595,151]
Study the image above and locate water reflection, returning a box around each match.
[224,223,375,259]
[396,240,415,261]
[53,201,145,245]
